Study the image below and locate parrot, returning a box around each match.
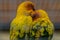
[10,1,35,40]
[30,10,54,40]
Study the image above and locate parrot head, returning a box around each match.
[24,1,35,11]
[16,1,35,16]
[31,11,40,21]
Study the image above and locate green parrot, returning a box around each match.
[10,1,35,40]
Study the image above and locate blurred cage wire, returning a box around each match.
[0,0,60,30]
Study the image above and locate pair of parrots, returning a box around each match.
[10,1,54,40]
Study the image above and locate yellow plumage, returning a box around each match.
[10,1,34,40]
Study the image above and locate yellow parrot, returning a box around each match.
[10,1,35,40]
[30,10,54,40]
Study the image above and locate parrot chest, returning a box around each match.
[18,16,32,33]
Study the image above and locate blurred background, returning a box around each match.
[0,0,60,40]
